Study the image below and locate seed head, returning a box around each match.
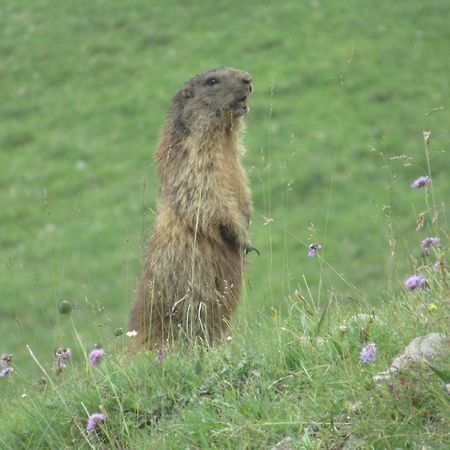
[58,299,73,315]
[55,348,72,373]
[1,354,12,368]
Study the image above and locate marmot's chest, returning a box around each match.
[200,149,243,196]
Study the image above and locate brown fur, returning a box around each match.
[129,67,254,348]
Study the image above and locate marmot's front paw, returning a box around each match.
[245,243,260,256]
[219,224,239,248]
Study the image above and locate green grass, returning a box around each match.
[0,0,449,447]
[2,281,449,449]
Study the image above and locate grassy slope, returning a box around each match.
[0,0,449,446]
[1,0,449,367]
[1,282,449,449]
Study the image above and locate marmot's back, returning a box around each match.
[129,67,254,348]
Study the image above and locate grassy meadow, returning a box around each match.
[1,0,449,448]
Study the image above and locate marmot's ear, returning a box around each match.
[180,86,193,99]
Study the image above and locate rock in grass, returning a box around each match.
[270,437,292,450]
[342,435,365,450]
[373,332,450,384]
[58,299,73,315]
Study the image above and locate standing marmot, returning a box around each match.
[129,67,256,348]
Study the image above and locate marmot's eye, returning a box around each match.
[206,78,218,86]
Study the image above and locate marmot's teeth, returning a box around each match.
[239,98,248,108]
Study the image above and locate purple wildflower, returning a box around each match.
[307,243,321,257]
[421,237,440,256]
[0,367,14,377]
[155,346,166,364]
[88,348,104,367]
[404,274,426,290]
[360,342,377,363]
[86,412,105,433]
[410,176,431,189]
[55,348,72,373]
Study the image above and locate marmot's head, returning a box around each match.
[171,67,253,134]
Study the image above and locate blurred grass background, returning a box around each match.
[1,0,449,372]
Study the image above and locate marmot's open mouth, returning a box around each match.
[232,96,249,116]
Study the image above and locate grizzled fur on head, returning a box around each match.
[169,67,252,137]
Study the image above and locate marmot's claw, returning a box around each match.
[245,244,260,256]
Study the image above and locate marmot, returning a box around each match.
[129,67,256,348]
